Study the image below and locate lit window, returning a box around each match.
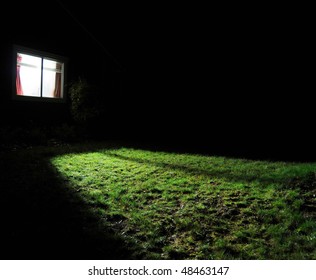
[15,47,66,100]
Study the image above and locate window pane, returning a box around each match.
[42,59,63,98]
[17,53,41,97]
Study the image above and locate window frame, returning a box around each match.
[12,45,68,103]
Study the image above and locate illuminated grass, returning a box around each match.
[49,145,316,260]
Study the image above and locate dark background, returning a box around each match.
[1,1,314,160]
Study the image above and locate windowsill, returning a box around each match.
[12,95,66,103]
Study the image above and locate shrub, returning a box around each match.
[68,78,104,125]
[50,123,78,143]
[0,123,48,147]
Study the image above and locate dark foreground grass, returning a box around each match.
[1,142,316,259]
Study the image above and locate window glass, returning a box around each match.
[42,59,63,98]
[17,53,41,97]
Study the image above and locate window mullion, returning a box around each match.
[40,57,44,97]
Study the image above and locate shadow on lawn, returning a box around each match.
[0,144,138,260]
[121,140,316,163]
[102,152,285,185]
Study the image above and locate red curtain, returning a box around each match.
[53,63,62,98]
[16,54,23,95]
[53,73,61,98]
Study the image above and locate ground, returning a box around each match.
[0,141,315,260]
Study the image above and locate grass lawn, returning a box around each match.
[1,141,316,259]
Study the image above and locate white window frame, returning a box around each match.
[12,45,68,103]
